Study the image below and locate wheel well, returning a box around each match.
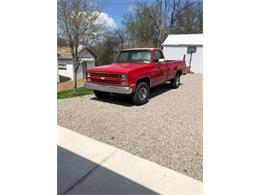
[136,77,150,87]
[176,70,182,76]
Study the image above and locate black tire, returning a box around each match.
[170,74,181,89]
[131,82,150,105]
[93,90,110,99]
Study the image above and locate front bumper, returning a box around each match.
[85,83,133,94]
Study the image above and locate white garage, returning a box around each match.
[57,46,96,82]
[162,34,203,73]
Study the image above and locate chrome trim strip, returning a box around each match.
[85,83,133,94]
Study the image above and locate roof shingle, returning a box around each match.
[57,46,97,59]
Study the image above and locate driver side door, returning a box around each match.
[151,50,168,86]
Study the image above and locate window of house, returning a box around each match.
[58,63,67,70]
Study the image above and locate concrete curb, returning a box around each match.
[58,125,202,194]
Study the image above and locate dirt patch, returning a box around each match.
[57,79,85,92]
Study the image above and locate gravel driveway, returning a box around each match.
[58,74,203,181]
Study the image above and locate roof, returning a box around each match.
[122,48,161,51]
[57,46,96,59]
[162,34,203,46]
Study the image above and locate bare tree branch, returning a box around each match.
[58,0,104,93]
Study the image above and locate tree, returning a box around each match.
[57,35,69,46]
[57,0,102,93]
[123,0,171,47]
[170,0,203,34]
[123,3,159,47]
[91,29,127,65]
[139,0,171,47]
[122,0,203,47]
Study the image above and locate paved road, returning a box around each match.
[58,74,203,181]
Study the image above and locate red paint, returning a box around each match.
[86,48,186,92]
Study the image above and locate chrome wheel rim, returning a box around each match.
[139,87,147,100]
[176,77,180,85]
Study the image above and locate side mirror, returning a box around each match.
[158,58,165,63]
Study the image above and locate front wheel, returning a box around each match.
[93,90,110,99]
[170,74,181,89]
[131,82,150,105]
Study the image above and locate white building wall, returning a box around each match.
[58,59,95,81]
[58,64,73,79]
[58,63,85,80]
[163,46,187,61]
[77,64,83,80]
[58,59,73,79]
[57,61,60,83]
[190,47,203,73]
[163,45,203,73]
[87,61,95,68]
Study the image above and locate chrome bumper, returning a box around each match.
[85,83,133,94]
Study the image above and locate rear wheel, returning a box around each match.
[131,82,150,105]
[93,90,110,99]
[170,74,181,89]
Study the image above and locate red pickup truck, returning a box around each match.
[85,48,186,105]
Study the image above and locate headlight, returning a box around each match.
[86,72,90,77]
[121,74,128,80]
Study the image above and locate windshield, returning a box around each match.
[115,50,152,64]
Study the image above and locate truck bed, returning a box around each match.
[165,60,187,81]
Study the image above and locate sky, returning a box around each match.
[58,0,202,31]
[94,0,137,29]
[57,0,137,33]
[94,0,202,29]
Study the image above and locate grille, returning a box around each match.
[90,72,121,78]
[89,72,121,85]
[91,78,121,85]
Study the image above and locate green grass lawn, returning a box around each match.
[57,87,93,99]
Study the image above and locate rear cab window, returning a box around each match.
[153,50,164,63]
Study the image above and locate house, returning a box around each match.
[57,46,96,82]
[162,34,203,73]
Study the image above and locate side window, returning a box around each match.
[153,50,164,63]
[154,51,160,63]
[58,63,67,70]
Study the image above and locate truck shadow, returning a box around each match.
[90,95,134,107]
[90,82,182,107]
[149,82,180,99]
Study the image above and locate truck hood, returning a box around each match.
[87,63,149,74]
